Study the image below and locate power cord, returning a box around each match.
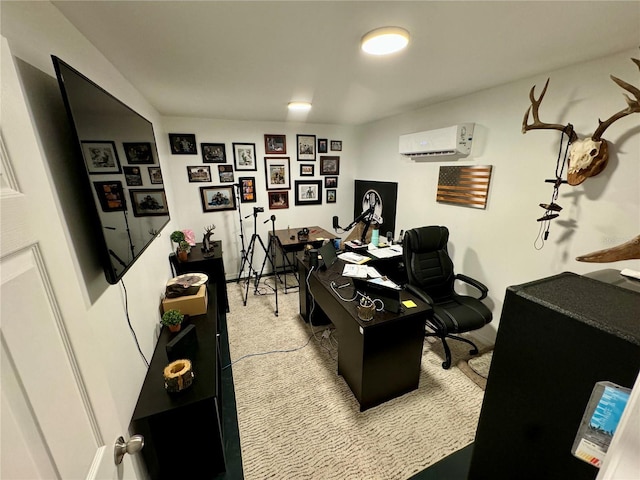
[222,333,314,370]
[120,279,149,368]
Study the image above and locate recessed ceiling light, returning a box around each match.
[288,101,312,112]
[361,26,410,55]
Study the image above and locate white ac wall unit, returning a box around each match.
[399,123,474,159]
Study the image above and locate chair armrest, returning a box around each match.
[455,274,489,300]
[404,283,434,305]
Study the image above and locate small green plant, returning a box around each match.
[178,240,191,253]
[170,230,185,244]
[161,309,184,327]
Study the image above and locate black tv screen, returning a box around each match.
[52,56,170,284]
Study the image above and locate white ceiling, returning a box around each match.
[52,1,640,126]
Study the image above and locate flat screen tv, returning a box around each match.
[52,56,170,284]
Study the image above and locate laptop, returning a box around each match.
[317,241,338,270]
[352,277,402,313]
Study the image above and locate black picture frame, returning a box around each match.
[318,138,328,154]
[218,164,234,183]
[200,186,237,212]
[238,177,256,203]
[324,176,338,188]
[232,142,257,171]
[129,188,169,217]
[123,166,143,186]
[320,155,340,175]
[330,140,342,151]
[123,142,154,164]
[187,165,212,183]
[268,191,289,209]
[264,157,291,190]
[294,180,322,206]
[201,143,226,163]
[93,180,126,212]
[148,166,163,184]
[169,133,197,155]
[264,134,286,154]
[297,134,316,161]
[326,189,337,203]
[300,164,315,176]
[81,140,121,174]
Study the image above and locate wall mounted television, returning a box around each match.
[52,56,170,284]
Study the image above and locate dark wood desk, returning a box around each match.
[130,284,226,479]
[173,240,229,314]
[269,225,337,292]
[298,256,432,411]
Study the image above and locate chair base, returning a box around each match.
[426,332,479,369]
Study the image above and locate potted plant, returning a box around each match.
[161,309,184,333]
[170,230,185,248]
[177,240,191,261]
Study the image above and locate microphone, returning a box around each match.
[332,215,339,230]
[263,214,276,224]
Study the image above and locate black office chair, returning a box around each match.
[403,226,492,369]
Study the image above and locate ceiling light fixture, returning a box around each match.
[288,101,312,112]
[361,26,410,55]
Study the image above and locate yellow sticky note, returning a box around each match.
[402,300,417,308]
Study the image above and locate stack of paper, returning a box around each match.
[338,251,370,264]
[342,265,382,279]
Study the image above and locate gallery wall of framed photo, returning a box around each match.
[161,117,357,279]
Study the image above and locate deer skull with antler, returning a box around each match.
[522,57,640,186]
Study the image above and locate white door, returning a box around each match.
[1,37,138,479]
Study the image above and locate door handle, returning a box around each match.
[114,434,144,465]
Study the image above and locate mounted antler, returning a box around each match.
[523,55,639,186]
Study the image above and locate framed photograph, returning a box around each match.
[330,140,342,151]
[320,155,340,175]
[123,166,143,186]
[239,177,256,203]
[268,191,289,210]
[81,141,121,174]
[93,181,126,212]
[318,138,328,154]
[264,134,286,154]
[168,133,197,155]
[325,176,338,188]
[187,165,212,183]
[200,186,236,212]
[300,164,315,176]
[201,143,226,163]
[264,157,291,190]
[326,189,337,203]
[294,180,322,206]
[129,188,169,217]
[148,166,163,184]
[218,164,234,183]
[232,142,257,171]
[123,142,154,164]
[297,134,316,161]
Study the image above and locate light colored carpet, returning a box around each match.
[226,277,485,480]
[457,349,494,391]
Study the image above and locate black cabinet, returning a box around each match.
[172,241,229,315]
[469,272,640,480]
[130,284,226,479]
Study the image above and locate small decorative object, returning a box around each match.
[202,224,216,257]
[163,359,194,393]
[177,241,190,261]
[182,229,196,246]
[436,165,492,209]
[161,309,185,333]
[357,296,376,322]
[170,230,185,249]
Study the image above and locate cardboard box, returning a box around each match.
[162,285,208,316]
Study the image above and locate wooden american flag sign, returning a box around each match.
[436,165,492,209]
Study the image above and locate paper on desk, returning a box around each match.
[367,246,402,259]
[338,252,370,264]
[342,265,382,279]
[369,276,401,290]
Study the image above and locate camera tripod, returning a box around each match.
[237,207,279,314]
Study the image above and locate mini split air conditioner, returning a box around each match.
[399,123,474,159]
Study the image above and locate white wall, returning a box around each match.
[161,117,356,278]
[355,49,640,344]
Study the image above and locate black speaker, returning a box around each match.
[469,272,640,480]
[309,248,318,269]
[165,323,198,361]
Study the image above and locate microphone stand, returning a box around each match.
[333,205,375,244]
[234,184,248,283]
[255,214,279,316]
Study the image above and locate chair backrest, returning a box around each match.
[403,226,456,303]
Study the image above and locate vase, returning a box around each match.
[177,250,188,262]
[168,324,181,333]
